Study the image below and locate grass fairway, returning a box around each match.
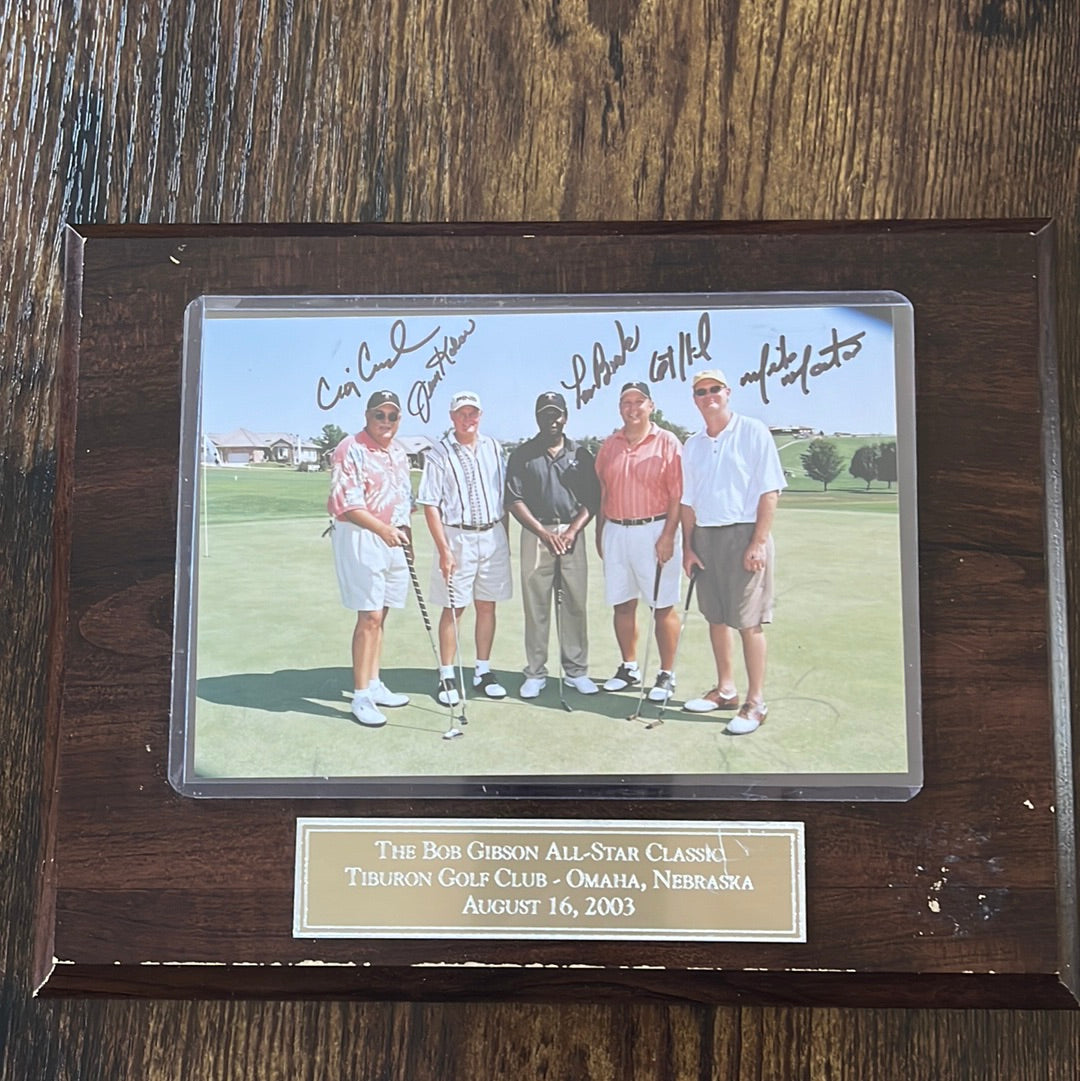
[189,466,914,789]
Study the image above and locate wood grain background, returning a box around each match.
[2,1,1079,1078]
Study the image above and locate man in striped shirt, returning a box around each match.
[594,381,684,702]
[327,390,413,729]
[417,391,513,704]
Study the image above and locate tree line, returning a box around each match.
[312,421,897,495]
[800,439,897,491]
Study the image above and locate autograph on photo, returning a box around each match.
[560,312,713,410]
[740,327,866,406]
[315,318,477,421]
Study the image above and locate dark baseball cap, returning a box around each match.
[619,381,652,401]
[535,391,567,413]
[366,390,401,411]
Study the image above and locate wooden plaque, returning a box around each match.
[37,222,1078,1007]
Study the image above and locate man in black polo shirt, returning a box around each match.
[505,391,602,699]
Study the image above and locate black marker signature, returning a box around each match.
[560,320,640,409]
[740,328,866,406]
[648,312,712,384]
[406,320,477,422]
[316,319,476,415]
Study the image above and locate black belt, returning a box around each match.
[608,514,667,527]
[446,522,497,532]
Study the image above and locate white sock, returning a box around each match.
[439,665,456,680]
[475,659,491,675]
[624,661,639,671]
[353,688,370,700]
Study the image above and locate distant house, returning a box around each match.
[267,434,320,466]
[769,426,816,439]
[207,429,320,467]
[397,434,435,469]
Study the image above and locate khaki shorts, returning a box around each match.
[692,524,774,629]
[331,520,409,611]
[429,524,514,607]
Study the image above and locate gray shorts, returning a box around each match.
[693,524,774,629]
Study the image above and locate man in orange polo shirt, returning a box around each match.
[594,381,684,701]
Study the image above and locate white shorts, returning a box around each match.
[429,524,513,607]
[332,520,409,611]
[602,518,682,608]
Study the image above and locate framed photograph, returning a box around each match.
[37,222,1077,1007]
[173,291,919,799]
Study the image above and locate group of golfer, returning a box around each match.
[327,370,787,737]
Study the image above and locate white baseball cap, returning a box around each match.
[449,390,482,411]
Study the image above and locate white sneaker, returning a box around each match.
[370,680,409,708]
[436,676,460,706]
[520,677,546,699]
[726,702,767,735]
[564,674,599,695]
[602,664,641,691]
[682,688,740,713]
[351,694,387,728]
[647,671,675,702]
[474,672,507,698]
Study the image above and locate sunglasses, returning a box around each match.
[694,384,726,397]
[372,410,400,422]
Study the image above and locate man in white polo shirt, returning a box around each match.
[417,390,513,704]
[680,370,786,734]
[327,389,413,728]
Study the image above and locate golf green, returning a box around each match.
[190,466,912,787]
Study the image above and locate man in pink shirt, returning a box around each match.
[594,381,684,701]
[327,390,413,728]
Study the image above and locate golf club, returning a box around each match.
[627,560,664,723]
[447,578,469,726]
[552,551,572,713]
[404,543,463,740]
[643,569,698,730]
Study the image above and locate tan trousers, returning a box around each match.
[520,525,589,679]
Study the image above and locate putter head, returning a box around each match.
[442,727,464,740]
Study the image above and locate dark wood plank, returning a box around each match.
[3,0,1080,1079]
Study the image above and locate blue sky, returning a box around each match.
[195,295,908,443]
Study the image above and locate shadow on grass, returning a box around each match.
[197,666,353,719]
[397,667,684,721]
[500,677,727,722]
[197,665,457,718]
[196,665,715,723]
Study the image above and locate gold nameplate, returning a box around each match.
[294,818,805,941]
